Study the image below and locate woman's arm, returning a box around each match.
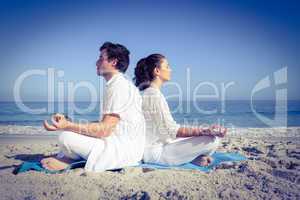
[176,125,227,138]
[146,91,226,139]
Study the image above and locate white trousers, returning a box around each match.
[57,132,221,167]
[143,135,221,165]
[56,131,105,161]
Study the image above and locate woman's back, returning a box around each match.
[142,87,180,147]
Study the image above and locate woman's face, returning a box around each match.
[156,58,172,82]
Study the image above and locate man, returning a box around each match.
[41,42,145,172]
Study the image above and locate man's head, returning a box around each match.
[96,42,130,76]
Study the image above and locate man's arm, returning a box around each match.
[66,114,120,138]
[44,113,120,138]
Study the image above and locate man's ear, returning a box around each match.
[111,59,118,67]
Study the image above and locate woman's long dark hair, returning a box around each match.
[134,54,165,91]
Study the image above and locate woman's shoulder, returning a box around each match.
[142,87,169,110]
[142,87,163,98]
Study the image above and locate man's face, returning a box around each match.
[96,49,116,76]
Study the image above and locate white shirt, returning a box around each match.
[142,86,180,147]
[85,72,145,172]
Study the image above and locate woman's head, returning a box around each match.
[134,54,172,90]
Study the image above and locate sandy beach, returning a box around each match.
[0,127,299,200]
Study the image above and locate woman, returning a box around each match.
[134,54,227,166]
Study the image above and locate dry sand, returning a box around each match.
[0,127,299,200]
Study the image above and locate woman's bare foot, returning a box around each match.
[192,155,213,166]
[41,156,75,171]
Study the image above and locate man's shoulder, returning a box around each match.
[107,75,140,96]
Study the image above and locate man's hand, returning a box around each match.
[43,113,71,131]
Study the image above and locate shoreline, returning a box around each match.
[0,124,299,137]
[0,134,58,144]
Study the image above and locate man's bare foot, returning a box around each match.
[41,156,74,171]
[192,155,213,166]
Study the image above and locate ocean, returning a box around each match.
[0,100,299,128]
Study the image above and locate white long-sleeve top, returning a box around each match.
[142,86,180,147]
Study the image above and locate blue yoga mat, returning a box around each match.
[13,160,86,174]
[138,152,247,172]
[14,152,247,174]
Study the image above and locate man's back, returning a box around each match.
[85,72,145,171]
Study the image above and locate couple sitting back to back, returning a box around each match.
[42,42,227,172]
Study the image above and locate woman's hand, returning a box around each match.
[43,113,71,131]
[208,124,227,138]
[199,124,227,138]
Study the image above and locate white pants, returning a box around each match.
[56,131,105,161]
[143,135,221,165]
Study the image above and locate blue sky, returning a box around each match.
[0,0,299,101]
